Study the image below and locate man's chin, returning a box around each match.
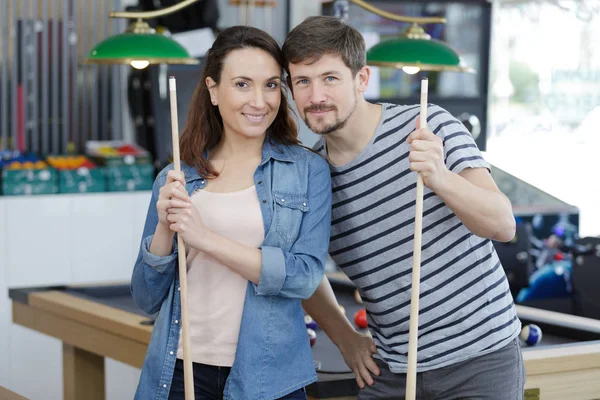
[303,118,334,135]
[306,123,333,135]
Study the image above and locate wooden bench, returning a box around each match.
[0,386,28,400]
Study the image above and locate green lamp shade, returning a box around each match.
[367,37,475,73]
[87,32,199,65]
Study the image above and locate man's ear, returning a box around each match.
[356,65,371,94]
[206,76,218,105]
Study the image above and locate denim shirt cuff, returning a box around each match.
[256,245,286,295]
[141,235,178,273]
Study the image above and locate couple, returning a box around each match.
[131,16,524,400]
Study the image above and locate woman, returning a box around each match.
[131,26,332,400]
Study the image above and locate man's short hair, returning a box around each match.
[282,16,366,77]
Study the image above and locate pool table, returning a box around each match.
[9,273,600,400]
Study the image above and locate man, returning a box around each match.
[283,16,525,399]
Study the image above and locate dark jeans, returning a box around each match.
[168,358,307,400]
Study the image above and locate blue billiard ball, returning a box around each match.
[520,324,543,346]
[304,315,318,330]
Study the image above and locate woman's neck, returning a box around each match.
[210,132,264,162]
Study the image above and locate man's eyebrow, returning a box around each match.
[291,71,342,81]
[321,70,342,77]
[290,75,309,81]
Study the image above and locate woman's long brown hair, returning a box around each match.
[179,26,299,178]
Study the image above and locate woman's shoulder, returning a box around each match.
[155,161,199,181]
[282,143,328,170]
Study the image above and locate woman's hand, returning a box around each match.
[166,196,211,251]
[156,170,191,228]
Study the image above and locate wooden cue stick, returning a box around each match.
[406,77,428,400]
[169,76,195,400]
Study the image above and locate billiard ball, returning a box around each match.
[520,324,542,346]
[354,309,368,329]
[307,328,317,347]
[304,314,318,330]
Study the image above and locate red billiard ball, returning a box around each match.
[354,309,368,329]
[307,328,317,346]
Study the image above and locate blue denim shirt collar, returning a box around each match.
[181,138,295,183]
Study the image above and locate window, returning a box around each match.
[486,0,600,237]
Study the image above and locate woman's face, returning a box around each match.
[207,47,282,140]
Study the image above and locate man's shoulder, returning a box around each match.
[310,137,326,154]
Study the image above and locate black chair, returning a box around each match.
[571,236,600,319]
[494,222,533,298]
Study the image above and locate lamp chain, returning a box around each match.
[334,0,350,20]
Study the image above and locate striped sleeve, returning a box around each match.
[429,105,490,174]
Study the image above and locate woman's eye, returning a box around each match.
[267,82,279,89]
[236,81,249,88]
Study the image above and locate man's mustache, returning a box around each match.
[304,104,337,113]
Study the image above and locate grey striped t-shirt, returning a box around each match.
[315,103,521,373]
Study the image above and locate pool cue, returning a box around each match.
[169,76,195,400]
[406,77,428,400]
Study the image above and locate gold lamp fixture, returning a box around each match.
[87,0,474,75]
[343,0,475,74]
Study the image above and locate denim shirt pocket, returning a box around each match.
[272,191,309,245]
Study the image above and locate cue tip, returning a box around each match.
[169,76,176,92]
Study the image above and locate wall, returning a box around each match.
[1,191,151,399]
[0,1,326,397]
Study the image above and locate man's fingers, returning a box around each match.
[370,342,377,354]
[407,128,430,144]
[353,366,366,389]
[364,356,380,376]
[357,361,374,386]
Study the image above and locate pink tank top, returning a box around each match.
[176,185,264,366]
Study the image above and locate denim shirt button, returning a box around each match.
[163,384,167,388]
[303,202,307,207]
[281,198,285,202]
[175,319,179,324]
[262,199,266,203]
[170,351,174,355]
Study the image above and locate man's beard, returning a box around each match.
[303,95,357,135]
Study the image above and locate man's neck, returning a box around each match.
[324,101,382,167]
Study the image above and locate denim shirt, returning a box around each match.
[131,139,332,400]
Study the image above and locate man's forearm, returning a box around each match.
[434,169,516,242]
[302,276,356,346]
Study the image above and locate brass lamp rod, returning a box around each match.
[109,0,201,19]
[349,0,446,24]
[106,0,446,25]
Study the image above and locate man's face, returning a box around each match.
[288,54,359,135]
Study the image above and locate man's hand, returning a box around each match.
[407,116,449,191]
[337,330,380,389]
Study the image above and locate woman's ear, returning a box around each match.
[206,77,218,105]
